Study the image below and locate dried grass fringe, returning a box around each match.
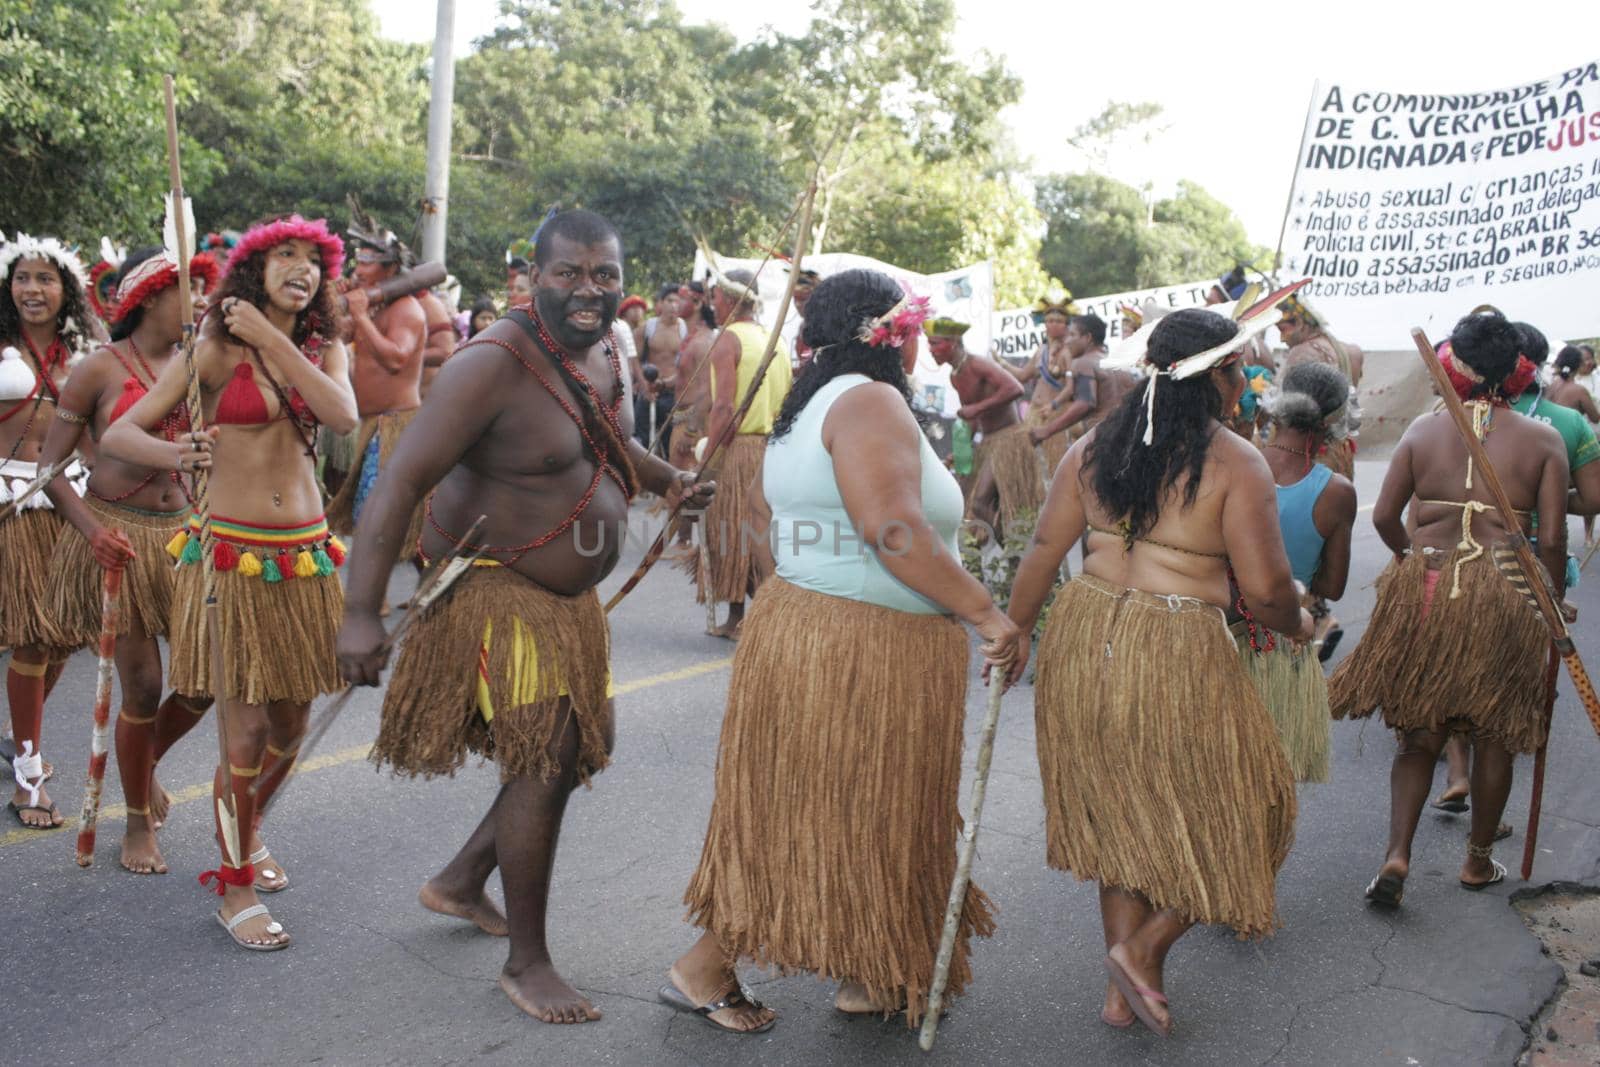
[167,561,344,704]
[1327,549,1548,753]
[974,423,1045,530]
[326,409,425,559]
[1027,404,1071,484]
[1231,622,1331,784]
[683,579,995,1025]
[372,566,612,785]
[0,508,71,649]
[44,498,185,648]
[1034,575,1296,938]
[696,433,771,604]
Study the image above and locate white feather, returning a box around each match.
[163,194,195,261]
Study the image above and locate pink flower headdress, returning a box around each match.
[224,215,344,281]
[857,295,932,349]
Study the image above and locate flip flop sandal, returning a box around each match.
[216,903,290,951]
[250,847,289,893]
[1431,794,1469,814]
[1317,627,1344,663]
[7,800,63,829]
[1103,955,1172,1037]
[1460,859,1507,891]
[1365,872,1405,909]
[658,980,775,1034]
[1494,822,1513,842]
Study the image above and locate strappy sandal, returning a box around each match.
[658,979,775,1034]
[1461,843,1507,890]
[250,847,288,893]
[216,903,290,951]
[1365,871,1405,909]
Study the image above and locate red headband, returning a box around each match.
[109,252,220,323]
[1437,341,1537,404]
[225,215,344,281]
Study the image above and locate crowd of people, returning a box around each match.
[0,205,1595,1040]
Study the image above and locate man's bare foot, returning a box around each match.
[499,964,601,1024]
[1106,942,1171,1035]
[9,784,63,828]
[665,964,774,1032]
[120,815,168,874]
[833,980,902,1015]
[149,775,174,829]
[709,621,742,641]
[418,878,509,936]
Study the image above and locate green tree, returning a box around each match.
[0,0,213,245]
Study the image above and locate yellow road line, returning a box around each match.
[0,656,733,850]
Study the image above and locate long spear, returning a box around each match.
[604,177,818,615]
[1411,328,1600,878]
[74,565,124,866]
[162,75,244,879]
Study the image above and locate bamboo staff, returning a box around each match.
[919,675,1005,1052]
[1522,646,1561,880]
[604,178,818,615]
[1271,80,1321,285]
[162,75,244,876]
[251,516,488,818]
[1411,328,1600,880]
[73,566,124,866]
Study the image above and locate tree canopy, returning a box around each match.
[1,0,1259,310]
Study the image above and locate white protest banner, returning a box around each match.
[694,249,995,415]
[990,278,1219,361]
[1280,59,1600,348]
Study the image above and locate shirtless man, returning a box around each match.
[1277,293,1363,478]
[1010,298,1074,478]
[1031,314,1137,452]
[631,284,684,456]
[417,286,458,399]
[339,210,712,1024]
[325,227,426,562]
[924,319,1036,536]
[670,291,716,473]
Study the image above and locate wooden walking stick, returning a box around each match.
[251,516,488,818]
[74,565,124,866]
[920,676,1006,1052]
[1522,645,1561,880]
[604,177,818,615]
[161,75,246,882]
[1412,328,1600,877]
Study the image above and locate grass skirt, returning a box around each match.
[326,409,424,560]
[1026,405,1070,483]
[1034,575,1296,938]
[683,578,995,1024]
[696,433,770,604]
[1328,549,1549,753]
[372,566,612,784]
[44,497,186,648]
[0,509,69,649]
[1231,622,1331,783]
[168,554,344,705]
[973,423,1045,531]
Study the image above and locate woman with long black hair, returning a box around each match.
[1006,307,1309,1037]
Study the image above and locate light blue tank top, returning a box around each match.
[1276,463,1334,586]
[764,374,964,615]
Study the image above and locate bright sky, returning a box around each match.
[379,0,1589,249]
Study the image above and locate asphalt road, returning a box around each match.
[3,460,1596,1066]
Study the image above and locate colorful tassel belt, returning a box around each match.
[167,513,346,582]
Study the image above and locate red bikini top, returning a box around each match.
[214,361,313,426]
[106,343,183,429]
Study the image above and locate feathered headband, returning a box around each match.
[1436,339,1537,405]
[857,295,932,349]
[1033,288,1078,320]
[1105,280,1309,445]
[1276,289,1322,328]
[225,215,344,281]
[109,251,220,324]
[0,233,90,291]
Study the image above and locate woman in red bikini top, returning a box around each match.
[100,215,359,952]
[36,245,219,871]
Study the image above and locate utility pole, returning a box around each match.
[421,0,456,267]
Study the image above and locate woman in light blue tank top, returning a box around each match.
[666,270,1021,1032]
[1237,362,1358,783]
